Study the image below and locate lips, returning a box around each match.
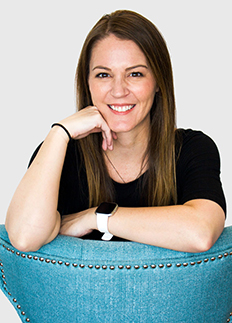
[108,104,135,112]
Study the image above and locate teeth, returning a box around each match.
[109,105,134,112]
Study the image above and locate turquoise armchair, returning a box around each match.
[0,224,232,322]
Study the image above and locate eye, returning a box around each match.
[130,72,144,77]
[96,72,110,78]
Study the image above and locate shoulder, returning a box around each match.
[176,128,220,160]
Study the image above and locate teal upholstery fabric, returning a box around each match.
[0,224,232,323]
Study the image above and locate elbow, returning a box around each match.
[191,229,219,253]
[194,236,215,253]
[7,233,41,253]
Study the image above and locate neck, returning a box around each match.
[113,123,150,153]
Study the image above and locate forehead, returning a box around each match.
[90,35,147,67]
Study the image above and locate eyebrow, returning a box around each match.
[92,64,148,71]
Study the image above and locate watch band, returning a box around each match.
[97,213,110,233]
[96,213,113,241]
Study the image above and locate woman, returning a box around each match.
[5,10,226,253]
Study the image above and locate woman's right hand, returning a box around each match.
[58,106,116,151]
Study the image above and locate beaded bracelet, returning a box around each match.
[51,123,72,140]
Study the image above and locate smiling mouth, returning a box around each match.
[108,104,135,112]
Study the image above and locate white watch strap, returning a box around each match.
[97,213,113,241]
[101,232,113,241]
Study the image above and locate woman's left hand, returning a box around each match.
[59,208,97,238]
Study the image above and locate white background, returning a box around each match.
[1,1,231,321]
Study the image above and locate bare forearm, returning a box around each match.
[107,201,225,252]
[5,127,68,251]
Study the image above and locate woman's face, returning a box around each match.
[88,34,159,135]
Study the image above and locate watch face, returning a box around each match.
[96,202,118,215]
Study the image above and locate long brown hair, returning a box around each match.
[75,10,177,207]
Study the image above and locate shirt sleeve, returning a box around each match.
[176,129,226,216]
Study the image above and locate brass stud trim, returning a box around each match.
[126,265,131,269]
[102,265,107,270]
[134,265,140,269]
[88,265,93,269]
[159,264,164,268]
[118,265,124,269]
[110,266,115,270]
[95,265,100,269]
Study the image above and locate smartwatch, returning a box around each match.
[95,202,118,241]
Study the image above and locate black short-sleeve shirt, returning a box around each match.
[29,129,226,241]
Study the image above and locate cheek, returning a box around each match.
[137,85,156,104]
[89,81,108,104]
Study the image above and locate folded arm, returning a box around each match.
[60,198,225,253]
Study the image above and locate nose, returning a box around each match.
[110,77,130,98]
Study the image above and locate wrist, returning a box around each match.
[50,125,70,144]
[95,202,118,240]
